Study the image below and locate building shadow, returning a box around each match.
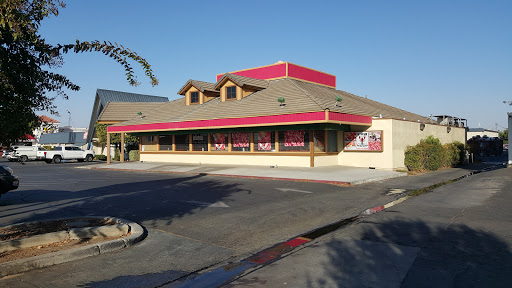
[307,218,512,288]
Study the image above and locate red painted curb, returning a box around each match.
[247,237,311,264]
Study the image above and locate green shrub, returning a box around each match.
[94,154,108,161]
[420,137,442,170]
[113,149,120,161]
[404,145,425,171]
[129,150,139,161]
[441,143,460,167]
[42,145,53,150]
[452,141,465,165]
[405,136,463,171]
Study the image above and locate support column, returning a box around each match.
[309,130,315,167]
[120,133,125,162]
[107,132,111,165]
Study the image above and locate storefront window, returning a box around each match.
[141,136,158,152]
[231,132,250,152]
[279,130,309,152]
[327,130,338,152]
[314,130,325,152]
[211,133,228,151]
[254,131,275,152]
[159,135,173,151]
[192,133,208,151]
[175,134,189,151]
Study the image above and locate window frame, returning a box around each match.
[226,86,237,100]
[190,91,200,104]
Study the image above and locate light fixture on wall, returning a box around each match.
[278,97,285,107]
[420,123,425,131]
[447,126,451,133]
[137,111,145,119]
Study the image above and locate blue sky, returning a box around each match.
[39,0,512,131]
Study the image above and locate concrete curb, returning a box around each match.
[0,216,145,278]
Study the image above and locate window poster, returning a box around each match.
[257,131,272,151]
[232,132,250,148]
[212,133,226,150]
[344,131,383,151]
[284,130,305,147]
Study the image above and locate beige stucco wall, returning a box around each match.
[338,119,394,169]
[338,119,466,170]
[140,153,313,167]
[391,119,465,169]
[314,155,338,166]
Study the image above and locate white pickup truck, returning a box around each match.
[43,146,95,164]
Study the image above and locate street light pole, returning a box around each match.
[508,112,512,166]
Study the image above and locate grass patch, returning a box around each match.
[408,179,458,197]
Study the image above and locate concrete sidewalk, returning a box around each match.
[82,162,408,185]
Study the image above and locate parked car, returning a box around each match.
[2,150,15,161]
[12,146,47,162]
[0,165,19,197]
[44,145,95,163]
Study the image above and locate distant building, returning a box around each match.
[33,115,60,142]
[39,132,88,149]
[467,128,499,140]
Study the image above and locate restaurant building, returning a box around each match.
[107,62,465,169]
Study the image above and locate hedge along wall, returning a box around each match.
[404,136,465,171]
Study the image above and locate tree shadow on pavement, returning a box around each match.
[307,218,512,288]
[0,173,251,227]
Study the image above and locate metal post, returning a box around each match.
[508,112,512,166]
[120,133,125,163]
[107,132,111,165]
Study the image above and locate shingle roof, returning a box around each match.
[214,73,269,90]
[87,89,169,143]
[98,102,164,122]
[113,78,429,128]
[178,80,218,95]
[96,89,168,105]
[39,132,86,145]
[39,115,60,123]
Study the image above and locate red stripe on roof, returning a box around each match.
[329,112,372,124]
[108,112,371,133]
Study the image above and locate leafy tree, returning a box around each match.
[0,0,158,145]
[499,129,508,140]
[94,123,138,154]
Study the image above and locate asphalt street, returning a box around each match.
[0,159,507,287]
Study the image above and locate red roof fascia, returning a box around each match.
[108,112,371,133]
[216,62,336,88]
